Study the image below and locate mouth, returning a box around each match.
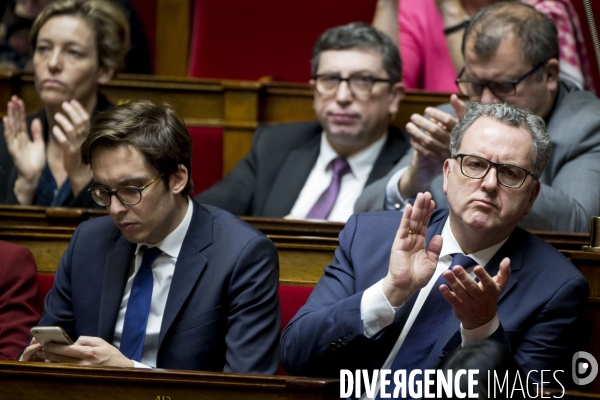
[117,222,137,232]
[472,199,497,209]
[41,79,65,88]
[328,112,359,124]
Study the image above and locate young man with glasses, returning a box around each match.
[356,2,600,233]
[195,22,410,222]
[281,102,588,395]
[20,100,281,374]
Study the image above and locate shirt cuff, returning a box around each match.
[361,280,400,338]
[132,361,152,369]
[460,314,500,346]
[384,167,409,211]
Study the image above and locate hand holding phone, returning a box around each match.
[30,326,74,346]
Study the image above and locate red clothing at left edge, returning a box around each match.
[0,240,39,359]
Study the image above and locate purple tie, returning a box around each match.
[306,157,351,219]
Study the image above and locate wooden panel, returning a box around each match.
[0,73,454,171]
[155,0,192,76]
[0,361,339,400]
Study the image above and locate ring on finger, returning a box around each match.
[408,229,416,235]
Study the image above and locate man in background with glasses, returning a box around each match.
[195,22,410,222]
[281,102,587,396]
[356,2,600,233]
[20,100,281,374]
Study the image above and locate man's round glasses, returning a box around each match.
[87,174,164,207]
[455,61,546,98]
[452,154,537,189]
[313,74,391,97]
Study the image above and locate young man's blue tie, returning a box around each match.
[120,245,163,361]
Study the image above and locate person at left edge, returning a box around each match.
[0,0,129,207]
[20,100,281,373]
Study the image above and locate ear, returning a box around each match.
[442,158,451,195]
[169,164,189,195]
[309,79,316,95]
[96,66,115,85]
[544,58,559,92]
[522,180,541,216]
[387,82,405,115]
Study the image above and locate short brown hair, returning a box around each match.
[463,2,558,80]
[81,100,194,196]
[30,0,130,71]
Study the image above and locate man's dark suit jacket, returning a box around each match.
[280,209,588,380]
[0,241,39,360]
[195,122,410,217]
[39,200,281,373]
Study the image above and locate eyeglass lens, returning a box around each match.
[316,76,375,96]
[460,155,527,187]
[90,187,142,207]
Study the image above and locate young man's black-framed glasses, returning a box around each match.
[88,174,164,207]
[455,61,546,98]
[313,74,391,97]
[452,154,537,189]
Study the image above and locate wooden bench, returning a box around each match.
[0,361,338,400]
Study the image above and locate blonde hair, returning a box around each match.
[30,0,130,71]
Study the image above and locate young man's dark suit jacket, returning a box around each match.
[195,122,411,217]
[38,200,280,373]
[280,209,588,381]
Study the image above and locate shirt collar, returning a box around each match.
[319,131,388,180]
[135,196,193,259]
[439,217,508,267]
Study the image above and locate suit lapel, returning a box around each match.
[261,131,321,216]
[365,126,410,186]
[158,201,212,349]
[424,227,523,368]
[98,238,136,341]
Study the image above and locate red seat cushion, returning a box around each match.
[36,274,54,314]
[278,285,314,375]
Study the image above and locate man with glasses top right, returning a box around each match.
[356,2,600,233]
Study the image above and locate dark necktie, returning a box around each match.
[306,157,351,219]
[120,245,163,362]
[382,254,478,399]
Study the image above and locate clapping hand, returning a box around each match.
[51,100,93,196]
[3,95,45,204]
[382,192,443,306]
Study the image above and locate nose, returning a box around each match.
[480,86,500,104]
[108,195,128,215]
[481,166,499,192]
[335,80,353,104]
[48,49,63,72]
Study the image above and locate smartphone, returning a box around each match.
[30,326,74,346]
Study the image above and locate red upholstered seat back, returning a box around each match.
[188,0,375,82]
[36,274,54,314]
[187,126,223,195]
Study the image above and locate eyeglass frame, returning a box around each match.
[87,173,164,207]
[452,153,538,189]
[312,74,392,97]
[455,61,546,98]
